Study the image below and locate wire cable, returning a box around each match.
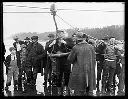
[56,14,98,40]
[56,14,76,29]
[3,4,124,12]
[3,4,50,10]
[3,12,51,13]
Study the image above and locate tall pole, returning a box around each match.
[50,4,58,38]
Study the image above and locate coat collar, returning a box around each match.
[78,40,88,45]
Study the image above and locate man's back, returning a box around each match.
[74,42,95,68]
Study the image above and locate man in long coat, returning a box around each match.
[25,36,46,86]
[68,33,96,96]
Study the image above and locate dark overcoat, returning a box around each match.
[68,41,96,92]
[26,42,46,75]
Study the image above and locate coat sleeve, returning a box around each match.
[4,55,11,67]
[67,46,77,64]
[36,44,46,60]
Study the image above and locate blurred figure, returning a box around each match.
[102,37,121,96]
[13,36,24,52]
[13,36,24,90]
[68,33,96,96]
[24,37,31,47]
[95,39,107,94]
[114,42,125,96]
[25,36,46,86]
[43,33,55,85]
[47,32,71,96]
[4,47,21,91]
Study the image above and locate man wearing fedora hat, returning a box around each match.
[25,36,46,86]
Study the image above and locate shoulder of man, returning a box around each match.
[6,54,11,60]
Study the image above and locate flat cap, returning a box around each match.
[9,47,16,52]
[31,36,38,40]
[48,34,55,38]
[24,37,30,40]
[13,36,19,40]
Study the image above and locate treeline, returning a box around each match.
[12,25,124,41]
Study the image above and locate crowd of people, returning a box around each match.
[3,30,125,96]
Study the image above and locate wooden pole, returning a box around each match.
[53,13,58,38]
[50,4,58,38]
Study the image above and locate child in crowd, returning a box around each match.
[4,47,19,90]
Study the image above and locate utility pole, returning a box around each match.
[50,4,58,38]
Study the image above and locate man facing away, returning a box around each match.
[68,33,96,96]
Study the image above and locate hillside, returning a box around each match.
[11,25,124,41]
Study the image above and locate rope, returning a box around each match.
[56,14,98,40]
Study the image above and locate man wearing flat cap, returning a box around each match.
[24,37,31,47]
[25,36,46,86]
[13,36,25,52]
[13,36,25,90]
[43,34,55,85]
[68,33,96,96]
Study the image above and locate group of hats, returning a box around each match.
[14,36,38,40]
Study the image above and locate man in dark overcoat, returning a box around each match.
[68,33,96,96]
[43,33,55,85]
[25,36,46,86]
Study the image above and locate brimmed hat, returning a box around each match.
[48,34,55,38]
[13,36,19,40]
[24,37,30,40]
[31,36,38,40]
[9,47,16,52]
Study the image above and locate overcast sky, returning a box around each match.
[3,2,124,40]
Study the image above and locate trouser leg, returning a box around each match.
[107,61,116,94]
[63,72,70,87]
[44,67,48,85]
[57,71,63,87]
[26,67,33,84]
[13,67,19,90]
[97,61,103,91]
[6,68,13,87]
[102,61,109,93]
[117,66,124,92]
[18,67,22,89]
[33,67,38,85]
